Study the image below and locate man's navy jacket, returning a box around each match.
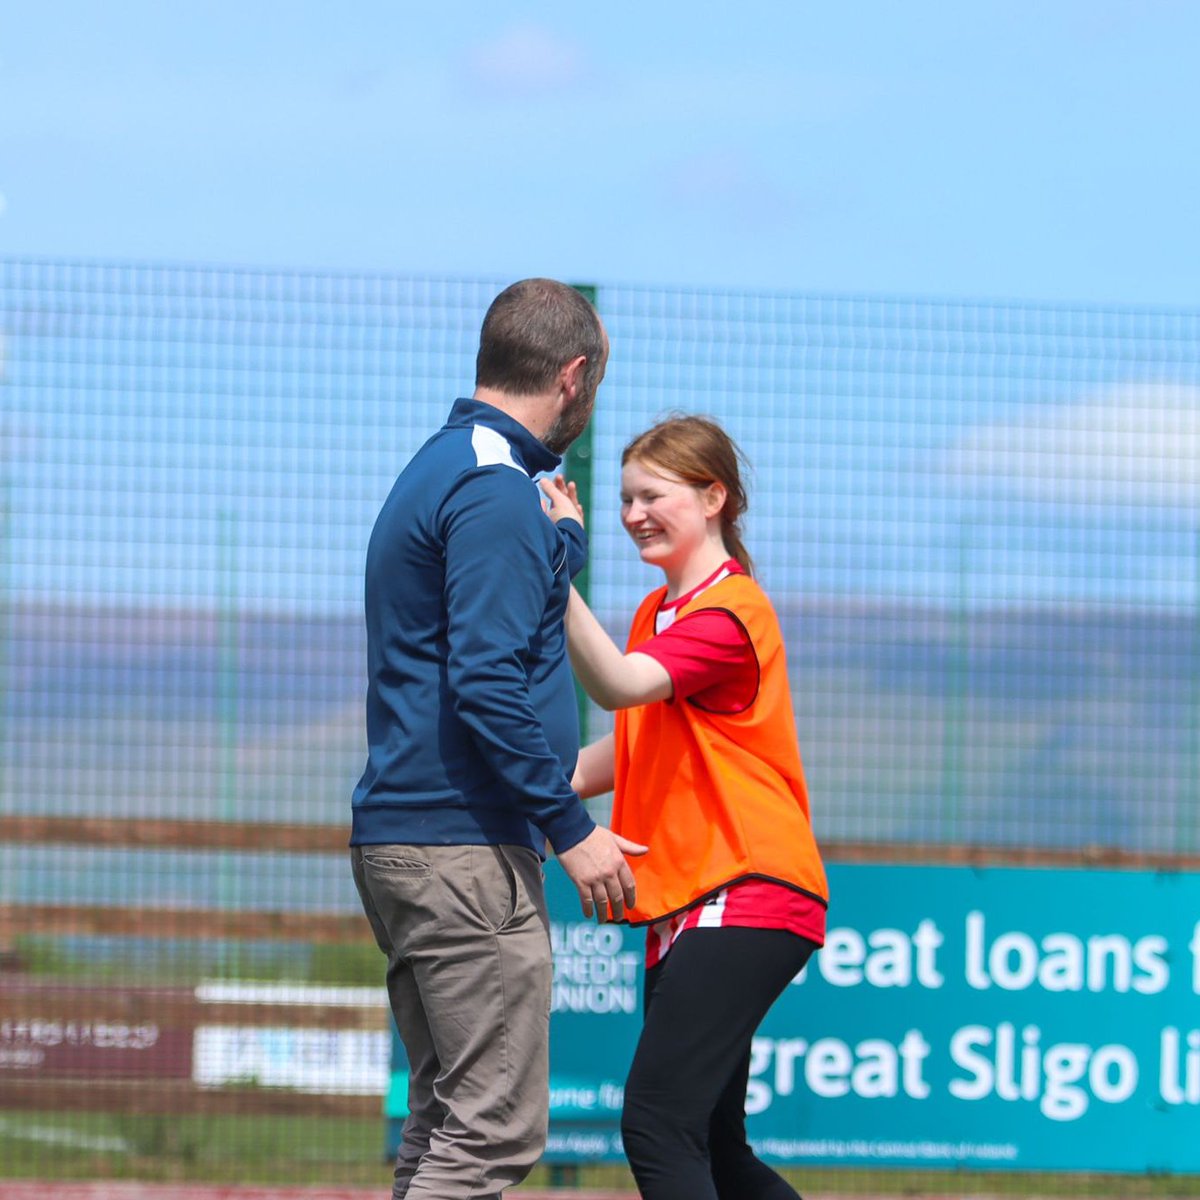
[351,397,594,856]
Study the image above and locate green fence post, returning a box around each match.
[564,284,598,745]
[0,481,9,813]
[217,509,239,975]
[550,283,598,1191]
[941,519,969,843]
[1189,528,1200,852]
[0,479,14,968]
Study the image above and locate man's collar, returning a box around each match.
[447,397,561,477]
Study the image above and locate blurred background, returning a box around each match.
[1,3,1198,1197]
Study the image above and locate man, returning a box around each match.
[350,278,644,1199]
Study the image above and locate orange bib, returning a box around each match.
[613,573,828,925]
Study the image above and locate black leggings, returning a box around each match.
[621,926,817,1200]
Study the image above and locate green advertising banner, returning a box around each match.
[391,862,1200,1174]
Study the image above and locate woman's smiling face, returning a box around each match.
[620,458,722,572]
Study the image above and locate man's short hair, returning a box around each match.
[476,279,605,397]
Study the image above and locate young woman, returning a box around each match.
[540,415,828,1200]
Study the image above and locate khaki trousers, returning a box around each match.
[351,843,551,1200]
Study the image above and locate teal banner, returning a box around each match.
[394,863,1200,1174]
[746,864,1200,1173]
[541,868,642,1161]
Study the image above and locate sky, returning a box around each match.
[2,2,1199,618]
[2,1,1199,306]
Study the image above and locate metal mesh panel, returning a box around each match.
[1,258,1198,1191]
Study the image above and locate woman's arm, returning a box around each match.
[572,732,617,799]
[566,586,674,711]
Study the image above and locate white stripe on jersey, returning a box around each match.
[470,424,525,474]
[654,566,732,633]
[650,919,676,964]
[696,888,728,927]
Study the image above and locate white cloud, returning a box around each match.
[941,383,1200,506]
[658,148,798,229]
[464,24,589,100]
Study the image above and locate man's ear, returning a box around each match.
[558,355,588,401]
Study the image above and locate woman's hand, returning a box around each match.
[539,474,585,527]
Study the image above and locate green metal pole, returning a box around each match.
[0,480,9,813]
[217,510,239,975]
[1189,528,1200,852]
[551,284,598,1192]
[0,480,14,967]
[941,519,968,844]
[564,284,598,746]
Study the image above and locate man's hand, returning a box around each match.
[556,826,647,922]
[539,475,585,527]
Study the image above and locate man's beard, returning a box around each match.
[541,391,595,456]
